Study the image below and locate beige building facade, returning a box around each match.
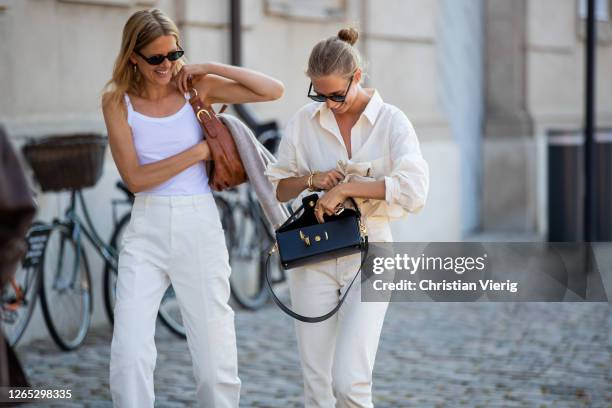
[484,0,612,236]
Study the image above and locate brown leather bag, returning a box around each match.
[188,86,247,191]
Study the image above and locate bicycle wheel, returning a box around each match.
[1,263,41,347]
[0,222,50,347]
[228,196,272,310]
[104,212,130,324]
[40,223,92,351]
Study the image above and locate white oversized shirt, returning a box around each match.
[265,89,429,220]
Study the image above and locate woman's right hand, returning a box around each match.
[312,170,344,191]
[176,64,210,95]
[197,141,211,161]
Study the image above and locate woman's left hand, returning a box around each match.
[314,185,347,224]
[176,64,210,95]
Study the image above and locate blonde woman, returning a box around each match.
[265,27,429,407]
[102,9,283,407]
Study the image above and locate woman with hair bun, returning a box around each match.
[266,27,429,407]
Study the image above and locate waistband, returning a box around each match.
[133,193,214,208]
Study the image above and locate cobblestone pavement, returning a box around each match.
[15,302,612,408]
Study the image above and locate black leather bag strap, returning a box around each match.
[264,238,368,323]
[276,201,306,230]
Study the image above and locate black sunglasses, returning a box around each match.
[135,49,184,65]
[307,75,354,103]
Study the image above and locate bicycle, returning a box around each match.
[6,134,186,350]
[1,222,52,347]
[3,184,187,348]
[0,193,93,352]
[216,127,289,310]
[214,184,283,310]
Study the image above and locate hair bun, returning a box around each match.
[337,27,358,46]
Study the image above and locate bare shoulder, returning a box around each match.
[102,92,127,121]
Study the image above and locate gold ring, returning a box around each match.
[196,109,211,122]
[190,87,198,97]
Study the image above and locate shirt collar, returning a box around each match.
[310,89,384,126]
[362,89,384,125]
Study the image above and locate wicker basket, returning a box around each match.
[22,134,108,192]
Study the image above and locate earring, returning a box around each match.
[133,64,137,73]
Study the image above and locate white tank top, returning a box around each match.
[124,93,211,196]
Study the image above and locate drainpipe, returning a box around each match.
[584,0,596,242]
[229,0,277,136]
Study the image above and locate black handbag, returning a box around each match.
[265,193,369,323]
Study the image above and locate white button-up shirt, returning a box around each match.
[265,89,429,221]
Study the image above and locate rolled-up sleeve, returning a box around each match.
[264,119,299,202]
[383,111,429,213]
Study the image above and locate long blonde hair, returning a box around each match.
[102,8,184,108]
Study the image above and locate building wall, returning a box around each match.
[438,0,485,234]
[482,0,612,237]
[482,0,537,234]
[525,0,612,236]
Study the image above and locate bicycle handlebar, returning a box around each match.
[115,181,134,201]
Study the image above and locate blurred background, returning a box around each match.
[0,0,611,406]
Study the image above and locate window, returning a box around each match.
[576,0,612,44]
[57,0,156,7]
[265,0,346,21]
[0,0,12,12]
[579,0,610,21]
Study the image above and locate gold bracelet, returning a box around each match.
[307,172,316,192]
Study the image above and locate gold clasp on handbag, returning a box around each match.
[314,231,329,242]
[196,109,212,123]
[358,220,367,237]
[299,230,311,246]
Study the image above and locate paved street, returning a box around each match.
[16,302,612,408]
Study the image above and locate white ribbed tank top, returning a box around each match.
[124,93,211,196]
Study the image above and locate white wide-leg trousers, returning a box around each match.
[289,219,393,408]
[109,194,240,408]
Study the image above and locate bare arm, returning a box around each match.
[314,180,386,224]
[337,180,386,201]
[276,170,344,202]
[276,176,309,202]
[102,96,211,194]
[176,62,284,105]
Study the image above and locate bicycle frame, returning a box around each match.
[111,182,134,226]
[2,222,52,305]
[57,190,119,278]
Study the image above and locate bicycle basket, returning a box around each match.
[22,134,107,192]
